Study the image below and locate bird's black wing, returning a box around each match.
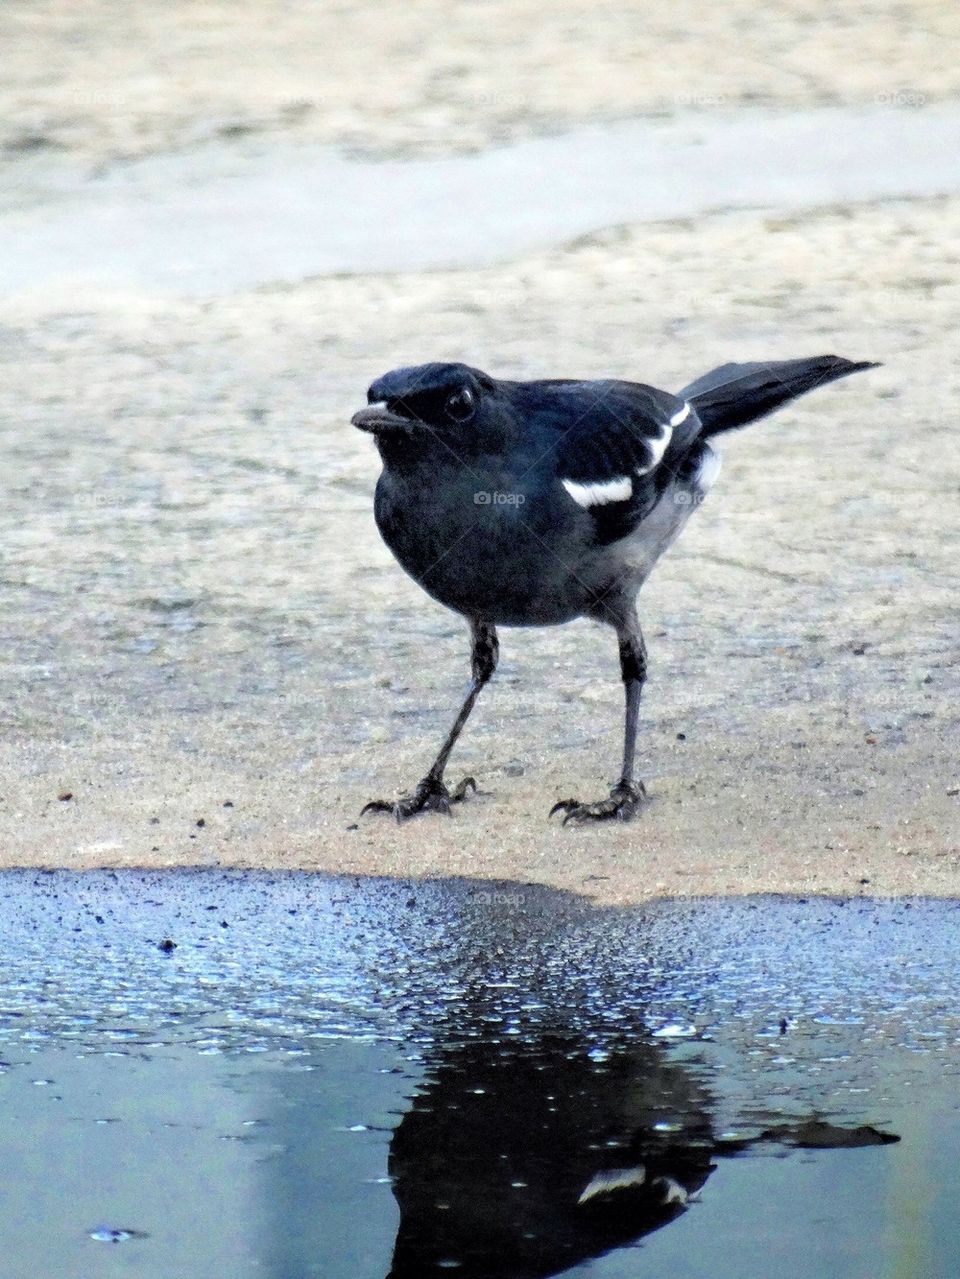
[540,380,700,544]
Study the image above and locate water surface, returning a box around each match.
[2,873,959,1277]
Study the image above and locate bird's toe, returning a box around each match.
[449,776,478,802]
[361,774,479,821]
[360,798,398,817]
[549,798,582,818]
[550,781,647,825]
[562,800,617,826]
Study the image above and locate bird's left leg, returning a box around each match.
[550,612,648,825]
[362,620,498,821]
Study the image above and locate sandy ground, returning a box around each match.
[5,0,958,163]
[1,2,958,902]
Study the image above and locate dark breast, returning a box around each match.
[374,469,593,626]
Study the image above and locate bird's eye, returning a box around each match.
[444,386,475,422]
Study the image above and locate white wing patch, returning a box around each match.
[578,1164,647,1205]
[654,1175,689,1206]
[634,419,672,477]
[562,475,633,509]
[562,402,691,503]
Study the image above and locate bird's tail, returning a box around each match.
[680,356,879,437]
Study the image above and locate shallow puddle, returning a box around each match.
[2,872,959,1277]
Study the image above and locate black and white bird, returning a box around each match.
[352,355,876,823]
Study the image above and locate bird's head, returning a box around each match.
[351,362,501,465]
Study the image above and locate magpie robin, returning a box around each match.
[352,355,876,823]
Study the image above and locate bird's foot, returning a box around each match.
[549,780,647,826]
[361,774,477,822]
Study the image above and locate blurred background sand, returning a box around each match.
[5,1,960,162]
[1,1,958,900]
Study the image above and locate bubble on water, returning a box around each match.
[89,1226,148,1243]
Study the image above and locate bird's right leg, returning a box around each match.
[550,609,649,824]
[362,620,498,821]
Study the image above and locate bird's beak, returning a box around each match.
[350,401,412,435]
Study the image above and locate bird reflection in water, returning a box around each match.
[386,1032,898,1279]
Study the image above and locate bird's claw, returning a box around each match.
[549,780,647,825]
[361,775,478,822]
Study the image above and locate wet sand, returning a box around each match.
[1,3,958,901]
